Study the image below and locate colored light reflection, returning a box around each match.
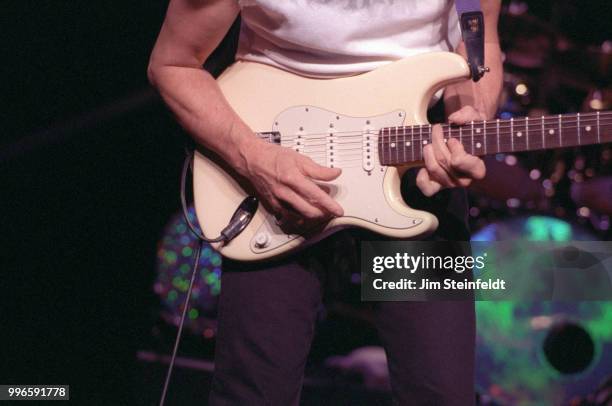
[471,216,612,404]
[155,206,222,337]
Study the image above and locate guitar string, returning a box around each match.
[274,111,612,137]
[271,114,611,140]
[278,119,612,142]
[285,122,612,148]
[262,111,611,141]
[282,125,612,154]
[293,135,610,164]
[281,121,612,145]
[268,116,612,164]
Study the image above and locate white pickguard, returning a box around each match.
[250,106,424,254]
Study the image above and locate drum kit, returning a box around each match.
[152,2,611,404]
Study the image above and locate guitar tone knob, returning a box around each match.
[254,232,270,248]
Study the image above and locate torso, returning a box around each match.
[236,0,461,78]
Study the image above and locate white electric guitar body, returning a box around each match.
[192,52,611,261]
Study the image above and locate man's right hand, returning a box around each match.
[237,137,344,227]
[148,0,343,228]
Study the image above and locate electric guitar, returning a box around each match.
[192,52,611,262]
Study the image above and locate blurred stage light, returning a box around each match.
[515,83,529,96]
[472,216,612,404]
[155,207,222,337]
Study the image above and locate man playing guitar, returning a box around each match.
[148,0,503,404]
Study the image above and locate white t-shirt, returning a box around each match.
[236,0,462,78]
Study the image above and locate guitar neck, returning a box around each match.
[378,111,612,166]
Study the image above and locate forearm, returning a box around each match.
[148,64,256,174]
[444,0,503,119]
[147,0,254,172]
[444,42,503,119]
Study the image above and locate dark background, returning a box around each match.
[2,2,176,404]
[1,1,610,405]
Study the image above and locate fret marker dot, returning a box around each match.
[391,142,396,148]
[476,142,482,148]
[405,142,411,146]
[517,131,523,137]
[476,128,481,134]
[549,129,555,135]
[586,126,592,132]
[423,140,428,145]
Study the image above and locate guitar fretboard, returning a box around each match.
[378,111,612,166]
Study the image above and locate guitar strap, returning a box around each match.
[455,0,487,82]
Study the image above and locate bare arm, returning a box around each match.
[417,0,503,196]
[444,0,503,120]
[148,0,343,223]
[147,0,247,170]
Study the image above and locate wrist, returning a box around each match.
[230,127,263,176]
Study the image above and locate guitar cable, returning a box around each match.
[159,150,257,406]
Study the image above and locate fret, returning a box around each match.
[525,116,529,149]
[541,116,545,149]
[402,127,406,164]
[394,126,399,164]
[459,125,462,146]
[558,114,562,147]
[510,118,514,151]
[514,117,527,151]
[411,125,414,162]
[577,113,581,145]
[391,128,396,164]
[584,117,596,144]
[392,127,395,163]
[483,120,487,154]
[419,125,424,160]
[387,127,391,164]
[542,121,550,148]
[496,119,500,152]
[474,125,485,155]
[597,111,601,143]
[470,121,475,155]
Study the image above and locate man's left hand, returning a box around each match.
[416,106,487,197]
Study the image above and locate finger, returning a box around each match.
[301,159,342,181]
[299,160,344,216]
[275,186,327,219]
[448,105,485,125]
[453,176,473,188]
[416,167,443,197]
[291,178,344,217]
[423,143,454,187]
[431,124,452,172]
[448,139,487,179]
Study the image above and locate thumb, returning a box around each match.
[301,159,342,181]
[448,106,484,125]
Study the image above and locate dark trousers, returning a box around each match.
[208,253,475,405]
[210,184,475,405]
